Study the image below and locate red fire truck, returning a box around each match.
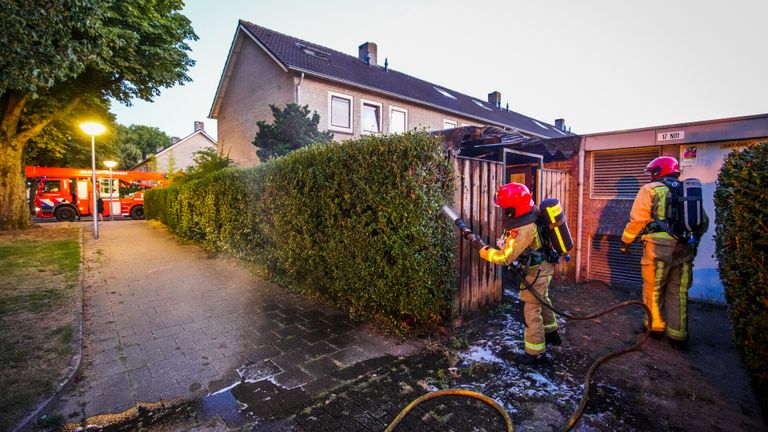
[25,166,168,221]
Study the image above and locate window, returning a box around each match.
[295,43,329,60]
[443,119,458,129]
[433,86,457,100]
[328,92,353,133]
[590,147,661,199]
[472,100,493,111]
[361,100,382,133]
[389,107,408,134]
[42,180,61,193]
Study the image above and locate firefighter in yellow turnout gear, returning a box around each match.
[620,156,708,348]
[479,183,561,365]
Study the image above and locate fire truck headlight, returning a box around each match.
[35,207,41,212]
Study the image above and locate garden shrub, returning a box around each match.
[145,132,455,330]
[714,143,768,411]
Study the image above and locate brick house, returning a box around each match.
[209,20,570,166]
[578,113,768,303]
[133,121,217,173]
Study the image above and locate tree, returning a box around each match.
[175,147,233,184]
[0,0,197,229]
[113,124,172,165]
[252,104,333,162]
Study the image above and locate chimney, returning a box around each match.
[488,91,501,108]
[170,136,180,146]
[194,121,204,132]
[358,42,377,66]
[554,118,565,130]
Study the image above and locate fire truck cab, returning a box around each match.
[25,166,167,221]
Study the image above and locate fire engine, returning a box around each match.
[24,166,168,221]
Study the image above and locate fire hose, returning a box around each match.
[384,207,652,432]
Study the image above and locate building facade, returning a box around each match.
[133,121,217,173]
[209,21,570,166]
[578,113,768,303]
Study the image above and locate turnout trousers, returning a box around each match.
[519,261,558,355]
[641,239,694,341]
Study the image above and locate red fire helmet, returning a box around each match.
[644,156,681,181]
[494,183,533,217]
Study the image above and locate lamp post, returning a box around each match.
[80,121,106,239]
[104,160,118,221]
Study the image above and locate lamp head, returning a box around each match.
[80,121,106,136]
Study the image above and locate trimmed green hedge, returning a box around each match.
[714,143,768,411]
[145,132,455,330]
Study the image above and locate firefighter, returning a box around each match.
[620,156,707,349]
[478,183,561,365]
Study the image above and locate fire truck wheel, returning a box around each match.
[130,205,145,220]
[55,206,77,222]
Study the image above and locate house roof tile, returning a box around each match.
[239,20,571,139]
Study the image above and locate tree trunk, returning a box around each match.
[0,139,31,229]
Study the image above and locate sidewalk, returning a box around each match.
[53,221,419,420]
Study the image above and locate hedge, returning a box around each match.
[145,132,455,330]
[714,143,768,411]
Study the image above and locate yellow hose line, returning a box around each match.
[384,388,513,432]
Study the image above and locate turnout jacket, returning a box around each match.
[622,179,709,245]
[479,222,542,267]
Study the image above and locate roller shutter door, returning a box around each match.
[591,147,661,199]
[589,234,643,287]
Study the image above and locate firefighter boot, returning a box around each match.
[515,352,548,366]
[545,330,562,346]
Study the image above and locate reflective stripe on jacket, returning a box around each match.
[479,222,541,266]
[622,181,675,244]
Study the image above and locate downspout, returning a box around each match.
[295,72,305,104]
[575,136,586,283]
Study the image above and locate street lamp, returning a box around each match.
[104,160,118,221]
[80,121,106,239]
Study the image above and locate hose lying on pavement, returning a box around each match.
[384,208,652,432]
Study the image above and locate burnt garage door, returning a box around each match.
[589,234,643,287]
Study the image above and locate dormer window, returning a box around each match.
[433,86,457,100]
[295,43,329,60]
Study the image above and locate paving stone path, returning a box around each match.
[54,221,420,420]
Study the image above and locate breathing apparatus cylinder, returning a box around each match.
[539,198,574,255]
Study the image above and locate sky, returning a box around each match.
[111,0,768,140]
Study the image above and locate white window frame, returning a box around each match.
[443,119,458,129]
[327,91,353,133]
[360,99,383,134]
[389,106,408,134]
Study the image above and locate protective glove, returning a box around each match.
[619,242,631,255]
[471,234,486,249]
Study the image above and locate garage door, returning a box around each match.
[589,234,643,288]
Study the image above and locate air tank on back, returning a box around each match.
[539,198,574,255]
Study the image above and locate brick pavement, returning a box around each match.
[53,221,420,420]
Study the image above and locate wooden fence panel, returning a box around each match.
[451,156,505,315]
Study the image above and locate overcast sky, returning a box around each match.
[111,0,768,139]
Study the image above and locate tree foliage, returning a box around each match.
[113,124,171,168]
[252,104,333,162]
[0,0,197,229]
[147,132,455,332]
[714,143,768,413]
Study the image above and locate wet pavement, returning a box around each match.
[51,221,420,423]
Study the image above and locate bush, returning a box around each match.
[714,143,768,411]
[145,132,455,331]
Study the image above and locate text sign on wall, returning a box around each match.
[657,130,685,142]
